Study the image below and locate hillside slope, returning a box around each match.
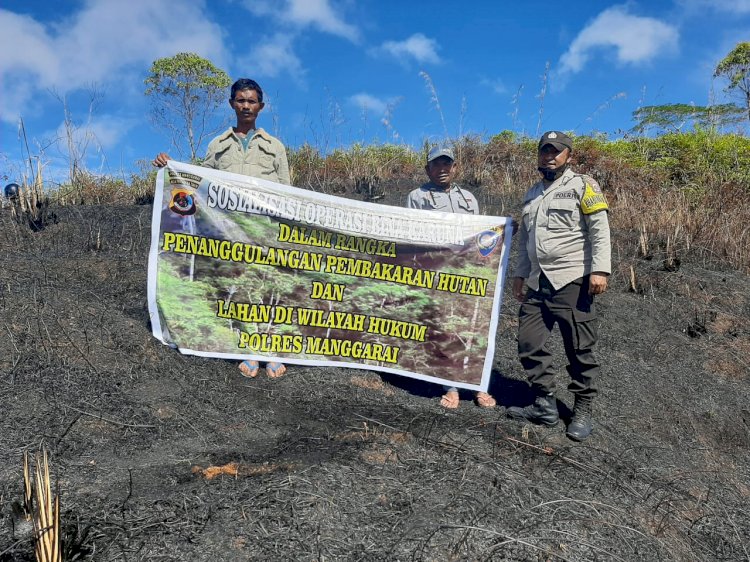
[0,201,748,561]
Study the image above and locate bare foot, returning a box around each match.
[440,389,460,409]
[266,362,287,378]
[475,391,496,408]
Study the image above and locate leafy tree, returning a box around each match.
[714,42,750,122]
[145,53,231,161]
[632,103,744,134]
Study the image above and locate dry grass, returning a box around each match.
[8,163,55,232]
[13,131,746,271]
[611,181,750,272]
[285,132,749,272]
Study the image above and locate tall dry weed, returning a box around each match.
[419,71,448,140]
[535,62,550,138]
[8,161,57,231]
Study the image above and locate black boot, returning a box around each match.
[566,396,593,441]
[507,392,559,426]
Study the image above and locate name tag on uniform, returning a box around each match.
[553,191,576,199]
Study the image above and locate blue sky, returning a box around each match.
[1,0,748,184]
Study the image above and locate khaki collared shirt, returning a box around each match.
[203,127,291,185]
[514,168,611,291]
[406,182,479,214]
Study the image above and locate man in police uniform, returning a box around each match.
[507,131,611,441]
[154,78,290,379]
[406,147,496,409]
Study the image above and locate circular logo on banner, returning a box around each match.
[476,229,501,257]
[169,187,196,216]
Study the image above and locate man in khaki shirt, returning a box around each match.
[406,147,496,409]
[508,131,611,441]
[201,85,290,184]
[153,78,290,379]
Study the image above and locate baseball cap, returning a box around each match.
[427,146,455,163]
[538,131,573,151]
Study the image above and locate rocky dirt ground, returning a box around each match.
[0,188,748,561]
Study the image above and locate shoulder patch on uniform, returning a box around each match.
[586,178,603,194]
[580,182,609,214]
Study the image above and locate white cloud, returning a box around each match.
[348,93,388,114]
[59,115,136,153]
[241,33,305,82]
[286,0,359,41]
[0,1,229,123]
[558,6,678,76]
[238,0,357,84]
[37,112,134,155]
[480,77,507,95]
[377,33,440,65]
[243,0,359,42]
[0,11,58,80]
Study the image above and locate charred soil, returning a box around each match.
[0,191,748,561]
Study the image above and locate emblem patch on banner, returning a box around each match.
[476,228,502,257]
[169,187,197,216]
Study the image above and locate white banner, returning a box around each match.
[147,161,513,391]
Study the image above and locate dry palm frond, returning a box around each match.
[23,452,33,518]
[22,449,61,562]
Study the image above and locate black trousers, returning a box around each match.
[518,275,600,399]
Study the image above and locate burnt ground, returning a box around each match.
[0,190,749,561]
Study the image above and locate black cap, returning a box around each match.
[4,183,19,199]
[538,131,572,152]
